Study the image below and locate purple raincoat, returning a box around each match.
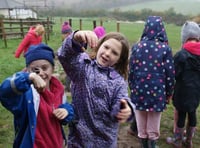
[58,33,132,148]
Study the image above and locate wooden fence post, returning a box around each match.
[117,22,120,32]
[100,20,103,26]
[93,20,96,29]
[43,22,47,44]
[9,18,12,32]
[0,18,54,47]
[47,17,50,41]
[0,18,3,39]
[0,19,7,48]
[20,19,24,38]
[79,19,82,30]
[69,18,72,27]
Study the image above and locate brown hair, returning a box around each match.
[89,32,130,80]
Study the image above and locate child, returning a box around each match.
[15,24,45,58]
[128,16,175,147]
[61,21,72,41]
[93,26,106,39]
[60,21,73,92]
[0,43,74,148]
[58,30,133,147]
[166,21,200,148]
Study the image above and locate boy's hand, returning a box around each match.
[53,108,68,120]
[29,73,46,92]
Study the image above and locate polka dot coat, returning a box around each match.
[128,16,175,112]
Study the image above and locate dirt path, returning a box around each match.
[117,125,140,148]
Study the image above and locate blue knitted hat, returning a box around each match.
[25,43,55,66]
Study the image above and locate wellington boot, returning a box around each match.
[166,127,184,148]
[182,126,196,148]
[140,138,148,148]
[148,139,159,148]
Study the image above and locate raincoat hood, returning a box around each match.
[141,16,168,44]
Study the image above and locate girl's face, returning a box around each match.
[96,38,122,67]
[62,32,71,41]
[27,60,54,87]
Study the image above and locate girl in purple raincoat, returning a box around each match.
[58,30,133,148]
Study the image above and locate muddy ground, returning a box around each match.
[117,125,140,148]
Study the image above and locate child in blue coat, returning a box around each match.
[0,43,74,148]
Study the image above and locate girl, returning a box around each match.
[93,26,106,39]
[129,16,175,147]
[15,24,45,58]
[61,21,72,42]
[60,21,73,92]
[166,21,200,148]
[0,43,74,148]
[58,30,133,147]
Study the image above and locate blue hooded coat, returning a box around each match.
[129,16,175,112]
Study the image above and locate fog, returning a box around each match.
[15,0,136,10]
[14,0,200,16]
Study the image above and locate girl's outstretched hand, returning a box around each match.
[116,99,132,123]
[73,30,98,48]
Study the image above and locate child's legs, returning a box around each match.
[134,110,148,139]
[146,111,161,140]
[188,111,197,127]
[173,108,178,133]
[135,110,161,140]
[177,111,187,128]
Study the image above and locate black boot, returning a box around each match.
[140,138,148,148]
[148,139,158,148]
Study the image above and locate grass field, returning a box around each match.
[115,0,200,16]
[0,17,199,147]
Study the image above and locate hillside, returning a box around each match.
[116,0,200,16]
[15,0,200,16]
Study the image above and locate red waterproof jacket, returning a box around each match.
[15,26,43,58]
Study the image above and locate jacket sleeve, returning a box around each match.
[0,72,32,114]
[58,103,74,125]
[173,50,185,79]
[128,46,137,92]
[164,47,175,100]
[57,32,88,82]
[15,35,31,58]
[110,79,134,121]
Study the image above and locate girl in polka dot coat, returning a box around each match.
[128,16,175,147]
